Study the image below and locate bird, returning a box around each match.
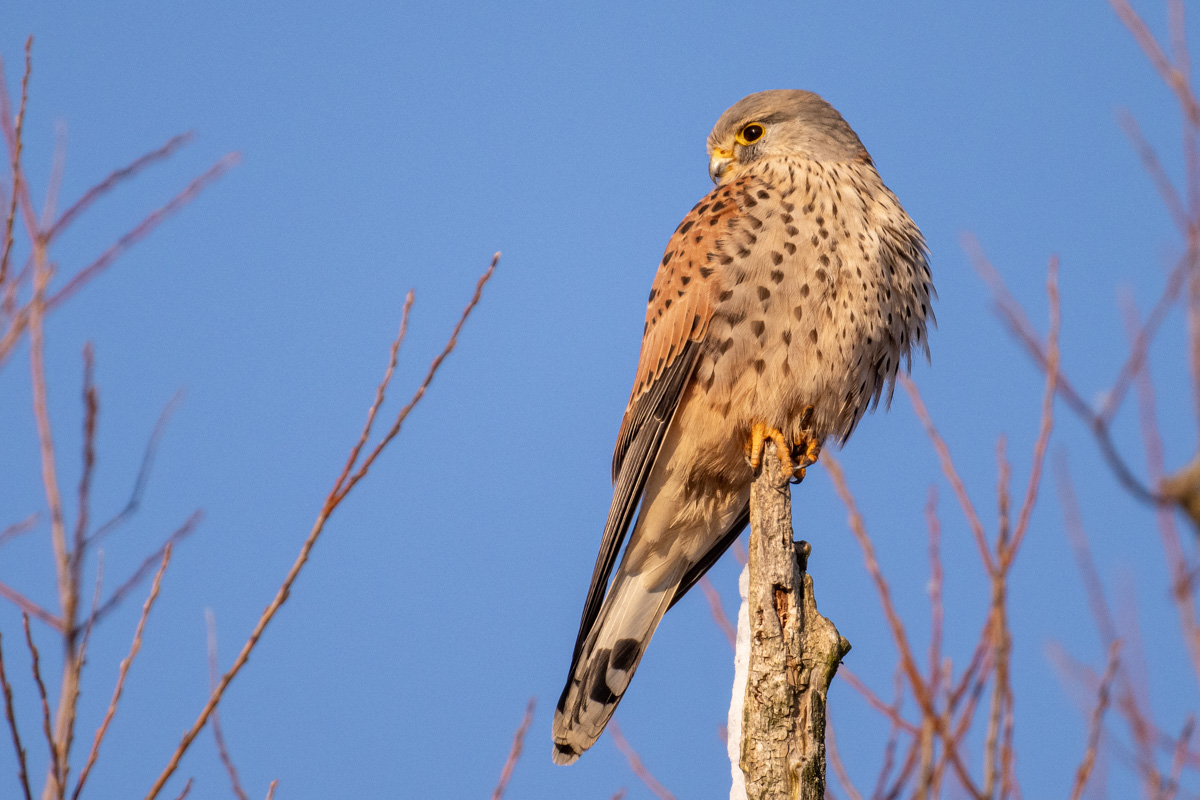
[552,90,933,765]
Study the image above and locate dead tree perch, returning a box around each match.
[740,441,851,800]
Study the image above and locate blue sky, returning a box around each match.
[1,1,1197,797]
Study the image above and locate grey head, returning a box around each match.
[707,90,870,183]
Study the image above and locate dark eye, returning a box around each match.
[737,124,764,145]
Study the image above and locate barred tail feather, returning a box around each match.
[551,568,681,765]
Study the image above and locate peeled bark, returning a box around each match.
[738,441,851,800]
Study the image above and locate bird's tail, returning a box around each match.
[551,564,682,765]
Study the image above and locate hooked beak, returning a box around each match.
[708,147,734,184]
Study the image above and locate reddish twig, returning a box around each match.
[490,697,535,800]
[46,153,239,311]
[0,630,32,800]
[899,375,994,574]
[0,584,61,632]
[48,132,194,242]
[22,613,61,796]
[698,576,736,649]
[1069,641,1122,800]
[170,778,192,800]
[1118,110,1189,235]
[827,718,865,800]
[88,512,201,626]
[142,255,498,800]
[839,667,919,736]
[87,390,183,547]
[73,344,97,594]
[205,611,248,800]
[825,454,983,798]
[1160,716,1195,800]
[0,37,29,293]
[0,513,39,548]
[963,234,1170,507]
[1109,0,1200,127]
[608,720,676,800]
[72,544,173,800]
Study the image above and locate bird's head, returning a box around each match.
[706,89,872,184]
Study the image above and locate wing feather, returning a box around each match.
[569,180,750,668]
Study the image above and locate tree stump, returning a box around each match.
[738,441,851,800]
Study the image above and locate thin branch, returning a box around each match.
[142,255,499,800]
[170,779,192,800]
[22,614,60,797]
[1118,110,1189,235]
[0,513,39,548]
[73,344,97,581]
[333,254,499,504]
[827,720,865,800]
[72,544,173,800]
[490,697,535,800]
[329,290,414,500]
[899,375,994,574]
[1159,716,1194,800]
[698,576,736,649]
[48,132,195,242]
[46,153,239,311]
[263,780,277,800]
[0,631,33,800]
[89,512,200,626]
[1109,0,1200,127]
[826,454,983,799]
[608,720,676,800]
[0,37,30,292]
[0,584,61,632]
[87,390,183,547]
[964,233,1171,506]
[839,667,920,736]
[1069,641,1122,800]
[205,611,248,800]
[1002,255,1059,567]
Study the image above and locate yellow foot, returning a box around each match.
[790,431,822,483]
[746,422,795,483]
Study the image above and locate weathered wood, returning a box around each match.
[740,441,851,800]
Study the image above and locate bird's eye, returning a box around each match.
[736,124,765,145]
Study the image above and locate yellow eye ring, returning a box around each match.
[736,123,765,145]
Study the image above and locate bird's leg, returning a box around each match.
[746,421,795,483]
[790,406,821,484]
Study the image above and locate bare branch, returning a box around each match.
[0,631,33,800]
[826,720,864,800]
[48,132,195,242]
[0,514,39,549]
[0,585,61,632]
[46,153,238,311]
[699,576,736,649]
[899,375,994,574]
[72,544,173,800]
[1069,641,1121,800]
[0,37,30,292]
[1118,110,1189,235]
[205,611,248,800]
[22,614,60,797]
[87,390,183,547]
[142,255,498,800]
[608,720,676,800]
[490,697,535,800]
[89,512,200,626]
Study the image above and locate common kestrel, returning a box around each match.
[552,90,933,765]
